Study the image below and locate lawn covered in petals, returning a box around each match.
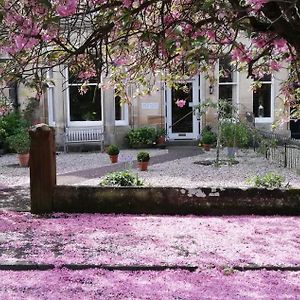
[0,269,299,299]
[0,212,299,267]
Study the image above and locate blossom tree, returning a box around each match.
[0,0,299,115]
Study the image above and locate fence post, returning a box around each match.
[29,124,56,214]
[284,143,287,168]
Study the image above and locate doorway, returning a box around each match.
[166,76,200,140]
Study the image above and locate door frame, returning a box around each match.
[165,75,200,140]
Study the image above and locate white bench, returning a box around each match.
[64,127,104,152]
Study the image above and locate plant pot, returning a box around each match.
[156,136,166,149]
[109,155,118,163]
[203,144,211,151]
[138,161,149,171]
[227,147,237,158]
[157,136,166,144]
[18,153,30,167]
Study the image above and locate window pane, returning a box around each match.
[115,95,122,121]
[253,84,271,117]
[219,57,236,83]
[219,85,233,102]
[69,86,101,121]
[257,74,271,82]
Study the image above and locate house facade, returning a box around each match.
[14,59,295,149]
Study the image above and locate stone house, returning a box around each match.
[12,58,299,149]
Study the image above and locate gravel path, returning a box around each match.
[0,149,168,188]
[81,148,300,188]
[1,147,299,190]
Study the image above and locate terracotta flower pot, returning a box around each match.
[138,161,149,171]
[109,155,118,163]
[157,136,165,145]
[203,144,211,151]
[18,153,30,167]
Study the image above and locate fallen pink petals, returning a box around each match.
[0,211,299,268]
[0,269,299,299]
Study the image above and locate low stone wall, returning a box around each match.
[52,186,300,215]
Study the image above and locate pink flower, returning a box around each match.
[269,60,281,71]
[247,0,267,11]
[56,0,77,17]
[273,38,286,49]
[175,99,186,108]
[122,0,133,8]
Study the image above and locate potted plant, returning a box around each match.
[156,127,166,148]
[137,151,150,171]
[201,129,216,151]
[7,129,30,167]
[107,144,120,163]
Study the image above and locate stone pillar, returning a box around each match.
[29,124,56,214]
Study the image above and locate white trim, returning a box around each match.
[254,76,274,123]
[47,87,56,126]
[66,69,103,127]
[46,70,56,126]
[166,75,200,140]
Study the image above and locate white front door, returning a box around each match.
[166,76,200,140]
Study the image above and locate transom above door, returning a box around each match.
[166,76,200,140]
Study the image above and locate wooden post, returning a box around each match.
[29,124,56,214]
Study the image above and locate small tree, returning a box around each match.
[195,99,243,165]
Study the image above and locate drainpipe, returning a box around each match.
[9,81,19,111]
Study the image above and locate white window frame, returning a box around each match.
[66,69,103,127]
[217,60,239,112]
[46,69,56,126]
[253,76,274,124]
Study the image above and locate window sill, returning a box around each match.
[68,121,103,127]
[255,117,273,123]
[115,121,129,126]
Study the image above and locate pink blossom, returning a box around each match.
[175,99,186,108]
[78,70,97,80]
[269,60,281,71]
[231,46,252,63]
[273,38,286,49]
[56,0,77,17]
[114,57,127,66]
[181,23,193,34]
[205,30,216,41]
[247,0,268,11]
[122,0,133,8]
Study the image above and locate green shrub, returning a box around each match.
[125,127,156,148]
[6,129,30,154]
[246,172,284,188]
[107,144,119,155]
[99,170,144,187]
[0,112,29,151]
[201,130,216,145]
[137,151,150,162]
[221,120,250,148]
